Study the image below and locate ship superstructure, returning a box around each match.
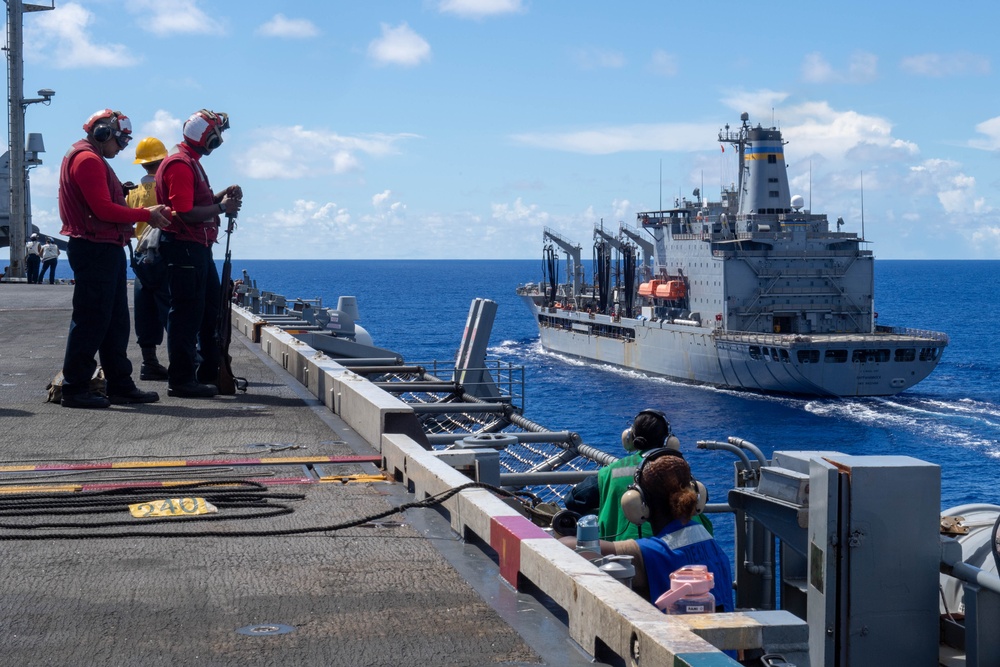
[517,113,949,396]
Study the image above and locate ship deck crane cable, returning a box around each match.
[0,480,517,541]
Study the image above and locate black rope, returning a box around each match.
[0,481,514,541]
[0,480,305,531]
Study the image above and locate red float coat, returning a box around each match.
[58,140,150,246]
[155,143,219,247]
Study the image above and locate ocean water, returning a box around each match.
[230,258,1000,520]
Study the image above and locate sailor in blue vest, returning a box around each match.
[561,449,733,612]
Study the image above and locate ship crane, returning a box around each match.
[593,223,633,316]
[619,223,654,281]
[542,227,584,298]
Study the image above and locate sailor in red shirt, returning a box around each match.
[155,109,242,398]
[58,109,171,409]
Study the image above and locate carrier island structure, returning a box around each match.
[517,112,949,397]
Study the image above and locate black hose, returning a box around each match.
[622,246,637,318]
[543,244,558,307]
[594,240,610,313]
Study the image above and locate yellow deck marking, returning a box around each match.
[129,497,218,518]
[0,484,82,494]
[318,473,390,484]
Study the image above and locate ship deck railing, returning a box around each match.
[875,325,951,342]
[716,328,950,347]
[321,354,605,505]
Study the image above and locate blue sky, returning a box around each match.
[10,0,1000,259]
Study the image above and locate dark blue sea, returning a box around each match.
[222,258,998,527]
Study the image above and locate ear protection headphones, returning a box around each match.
[184,109,230,153]
[93,120,115,143]
[202,110,227,151]
[85,110,132,148]
[622,408,680,452]
[620,448,708,526]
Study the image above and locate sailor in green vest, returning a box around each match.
[566,409,712,541]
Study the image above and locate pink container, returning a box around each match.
[654,564,715,614]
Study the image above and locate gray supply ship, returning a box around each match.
[517,112,949,397]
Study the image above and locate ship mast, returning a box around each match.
[5,0,55,280]
[718,112,750,214]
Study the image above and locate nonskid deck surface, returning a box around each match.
[0,284,587,667]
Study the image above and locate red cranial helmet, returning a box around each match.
[182,109,230,154]
[83,109,132,148]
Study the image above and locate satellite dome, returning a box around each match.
[790,195,805,211]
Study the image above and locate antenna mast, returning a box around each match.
[860,170,865,240]
[5,0,55,280]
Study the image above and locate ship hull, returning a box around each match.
[523,296,945,397]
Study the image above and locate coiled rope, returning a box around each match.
[0,480,513,541]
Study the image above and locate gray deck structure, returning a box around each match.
[0,283,592,667]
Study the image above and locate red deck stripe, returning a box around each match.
[0,455,381,474]
[490,514,551,588]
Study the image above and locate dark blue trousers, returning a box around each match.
[39,258,58,284]
[133,259,169,348]
[61,238,135,396]
[26,254,40,283]
[161,238,221,386]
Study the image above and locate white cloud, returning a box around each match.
[237,127,419,180]
[969,116,1000,151]
[908,158,992,218]
[801,53,834,84]
[332,151,360,174]
[25,3,138,69]
[512,91,920,169]
[648,50,678,77]
[611,199,632,221]
[257,14,320,39]
[901,52,990,77]
[491,198,550,225]
[140,110,183,145]
[128,0,218,36]
[369,189,407,218]
[775,101,919,162]
[571,47,626,70]
[801,51,877,84]
[255,200,355,252]
[511,123,717,155]
[438,0,524,19]
[720,89,790,120]
[368,23,431,68]
[905,158,1000,258]
[26,166,58,207]
[970,226,1000,255]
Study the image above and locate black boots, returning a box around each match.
[167,382,218,398]
[140,346,169,381]
[61,391,111,409]
[108,387,160,404]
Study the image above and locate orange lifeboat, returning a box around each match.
[638,280,659,297]
[654,280,686,299]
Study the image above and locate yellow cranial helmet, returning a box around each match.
[133,137,168,164]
